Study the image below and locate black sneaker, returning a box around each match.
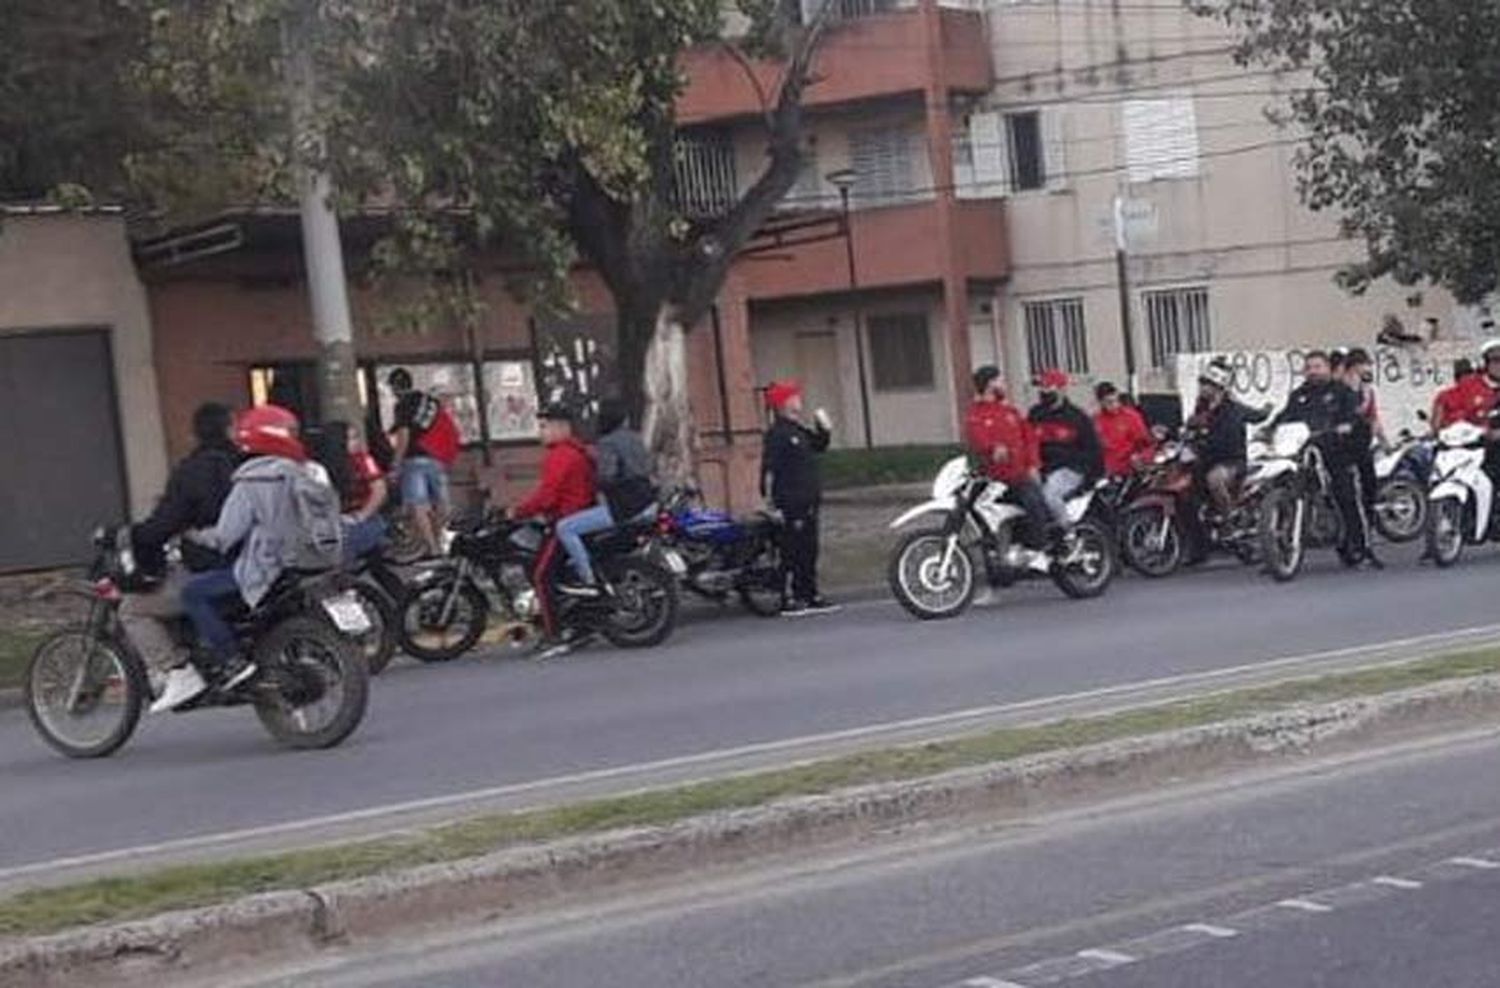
[804,596,841,615]
[780,599,809,618]
[215,656,258,693]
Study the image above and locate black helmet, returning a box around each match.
[597,398,629,435]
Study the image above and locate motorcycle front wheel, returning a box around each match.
[1259,487,1306,582]
[1051,520,1117,599]
[253,616,368,750]
[888,528,976,620]
[1426,496,1465,568]
[1374,477,1426,544]
[1121,506,1182,579]
[25,627,146,759]
[600,558,679,648]
[397,577,489,662]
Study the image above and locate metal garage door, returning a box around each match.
[0,329,128,571]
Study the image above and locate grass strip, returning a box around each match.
[0,628,47,692]
[4,647,1499,939]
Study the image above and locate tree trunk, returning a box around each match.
[641,307,696,491]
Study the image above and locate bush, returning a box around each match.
[821,444,965,490]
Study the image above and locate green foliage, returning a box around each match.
[1197,0,1500,303]
[822,445,966,490]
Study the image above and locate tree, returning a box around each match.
[1197,0,1500,304]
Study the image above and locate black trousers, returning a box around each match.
[1317,436,1368,556]
[778,502,821,604]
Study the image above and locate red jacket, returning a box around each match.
[966,398,1039,485]
[1094,405,1155,477]
[1439,373,1500,428]
[513,438,597,521]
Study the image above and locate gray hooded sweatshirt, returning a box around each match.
[192,456,325,608]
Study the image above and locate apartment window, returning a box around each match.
[1144,286,1212,370]
[1005,111,1046,191]
[1022,298,1089,376]
[673,131,738,218]
[1123,95,1200,183]
[849,126,915,205]
[799,0,899,22]
[867,312,935,391]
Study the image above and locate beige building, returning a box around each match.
[0,208,169,569]
[966,0,1471,405]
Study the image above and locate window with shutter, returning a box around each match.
[849,126,915,206]
[963,111,1010,198]
[1122,95,1200,184]
[867,312,935,391]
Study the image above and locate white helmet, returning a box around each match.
[1482,338,1500,362]
[1199,360,1232,390]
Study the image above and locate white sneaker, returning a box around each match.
[149,666,208,714]
[1024,549,1053,573]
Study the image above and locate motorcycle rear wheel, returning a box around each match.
[1121,506,1182,579]
[1374,477,1426,544]
[1051,521,1116,599]
[1426,497,1465,568]
[888,528,976,620]
[25,627,145,759]
[736,540,785,618]
[600,559,679,648]
[253,616,369,750]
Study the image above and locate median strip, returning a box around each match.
[4,648,1500,976]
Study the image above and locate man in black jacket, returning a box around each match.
[1028,369,1104,525]
[761,380,838,616]
[122,403,240,687]
[1270,350,1377,567]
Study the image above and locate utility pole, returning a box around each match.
[1113,194,1140,400]
[827,169,874,448]
[285,0,360,428]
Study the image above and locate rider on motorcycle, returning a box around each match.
[966,365,1051,553]
[1028,369,1104,526]
[1268,350,1376,569]
[1094,381,1154,479]
[554,398,657,598]
[1440,339,1500,493]
[1182,359,1252,558]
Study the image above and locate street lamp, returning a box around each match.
[825,167,875,449]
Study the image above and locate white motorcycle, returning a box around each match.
[1372,429,1432,544]
[887,457,1115,620]
[1424,420,1495,567]
[1251,422,1346,582]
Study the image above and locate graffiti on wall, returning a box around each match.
[535,314,618,432]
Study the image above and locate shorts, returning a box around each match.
[400,456,450,508]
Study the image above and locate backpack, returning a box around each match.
[275,464,346,571]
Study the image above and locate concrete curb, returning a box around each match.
[7,674,1500,987]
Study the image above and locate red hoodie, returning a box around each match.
[1094,405,1155,477]
[1436,373,1499,428]
[513,437,597,521]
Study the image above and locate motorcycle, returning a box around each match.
[1372,429,1433,544]
[1424,419,1496,567]
[395,512,681,661]
[1118,439,1199,578]
[25,527,371,759]
[1253,422,1346,582]
[655,488,785,617]
[887,457,1115,620]
[345,544,407,675]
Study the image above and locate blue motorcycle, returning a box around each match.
[657,488,785,617]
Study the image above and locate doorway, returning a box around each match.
[794,331,847,446]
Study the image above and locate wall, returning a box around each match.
[749,288,956,447]
[0,213,169,517]
[982,0,1464,405]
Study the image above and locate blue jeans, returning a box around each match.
[555,505,615,584]
[181,568,242,664]
[344,515,389,563]
[1042,467,1085,525]
[400,456,449,508]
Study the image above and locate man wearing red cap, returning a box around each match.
[1028,369,1104,524]
[761,380,837,616]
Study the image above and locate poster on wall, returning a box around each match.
[482,360,540,441]
[534,314,618,431]
[1176,343,1475,440]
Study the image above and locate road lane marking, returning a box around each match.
[959,978,1029,988]
[9,622,1500,885]
[1181,922,1239,938]
[1076,948,1136,967]
[1276,898,1334,913]
[1371,875,1423,889]
[1447,856,1500,870]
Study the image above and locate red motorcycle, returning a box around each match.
[1118,440,1198,578]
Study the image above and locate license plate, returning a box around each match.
[323,592,373,635]
[660,548,688,575]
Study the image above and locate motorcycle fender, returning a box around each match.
[1129,493,1179,516]
[1254,460,1297,483]
[1428,480,1470,505]
[890,498,958,530]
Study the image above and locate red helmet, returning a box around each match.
[1036,368,1070,391]
[235,404,307,461]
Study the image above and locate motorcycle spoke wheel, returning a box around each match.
[25,629,144,759]
[888,531,975,619]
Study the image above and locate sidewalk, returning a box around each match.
[819,483,926,593]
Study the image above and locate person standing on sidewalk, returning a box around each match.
[387,368,461,558]
[761,380,838,616]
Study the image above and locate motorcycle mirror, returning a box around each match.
[1417,409,1430,422]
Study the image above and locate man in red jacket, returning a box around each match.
[965,366,1051,554]
[1093,381,1155,478]
[512,404,598,646]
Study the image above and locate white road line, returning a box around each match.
[1076,948,1137,967]
[960,978,1030,988]
[1182,922,1240,938]
[1447,856,1500,870]
[1276,898,1334,913]
[7,622,1500,885]
[1371,875,1424,889]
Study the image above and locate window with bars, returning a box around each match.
[1022,298,1089,377]
[867,312,935,391]
[673,132,738,218]
[1144,286,1212,369]
[849,126,915,206]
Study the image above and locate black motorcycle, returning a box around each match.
[395,512,680,661]
[25,527,371,759]
[346,544,407,675]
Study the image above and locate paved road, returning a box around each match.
[3,544,1499,878]
[224,725,1500,988]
